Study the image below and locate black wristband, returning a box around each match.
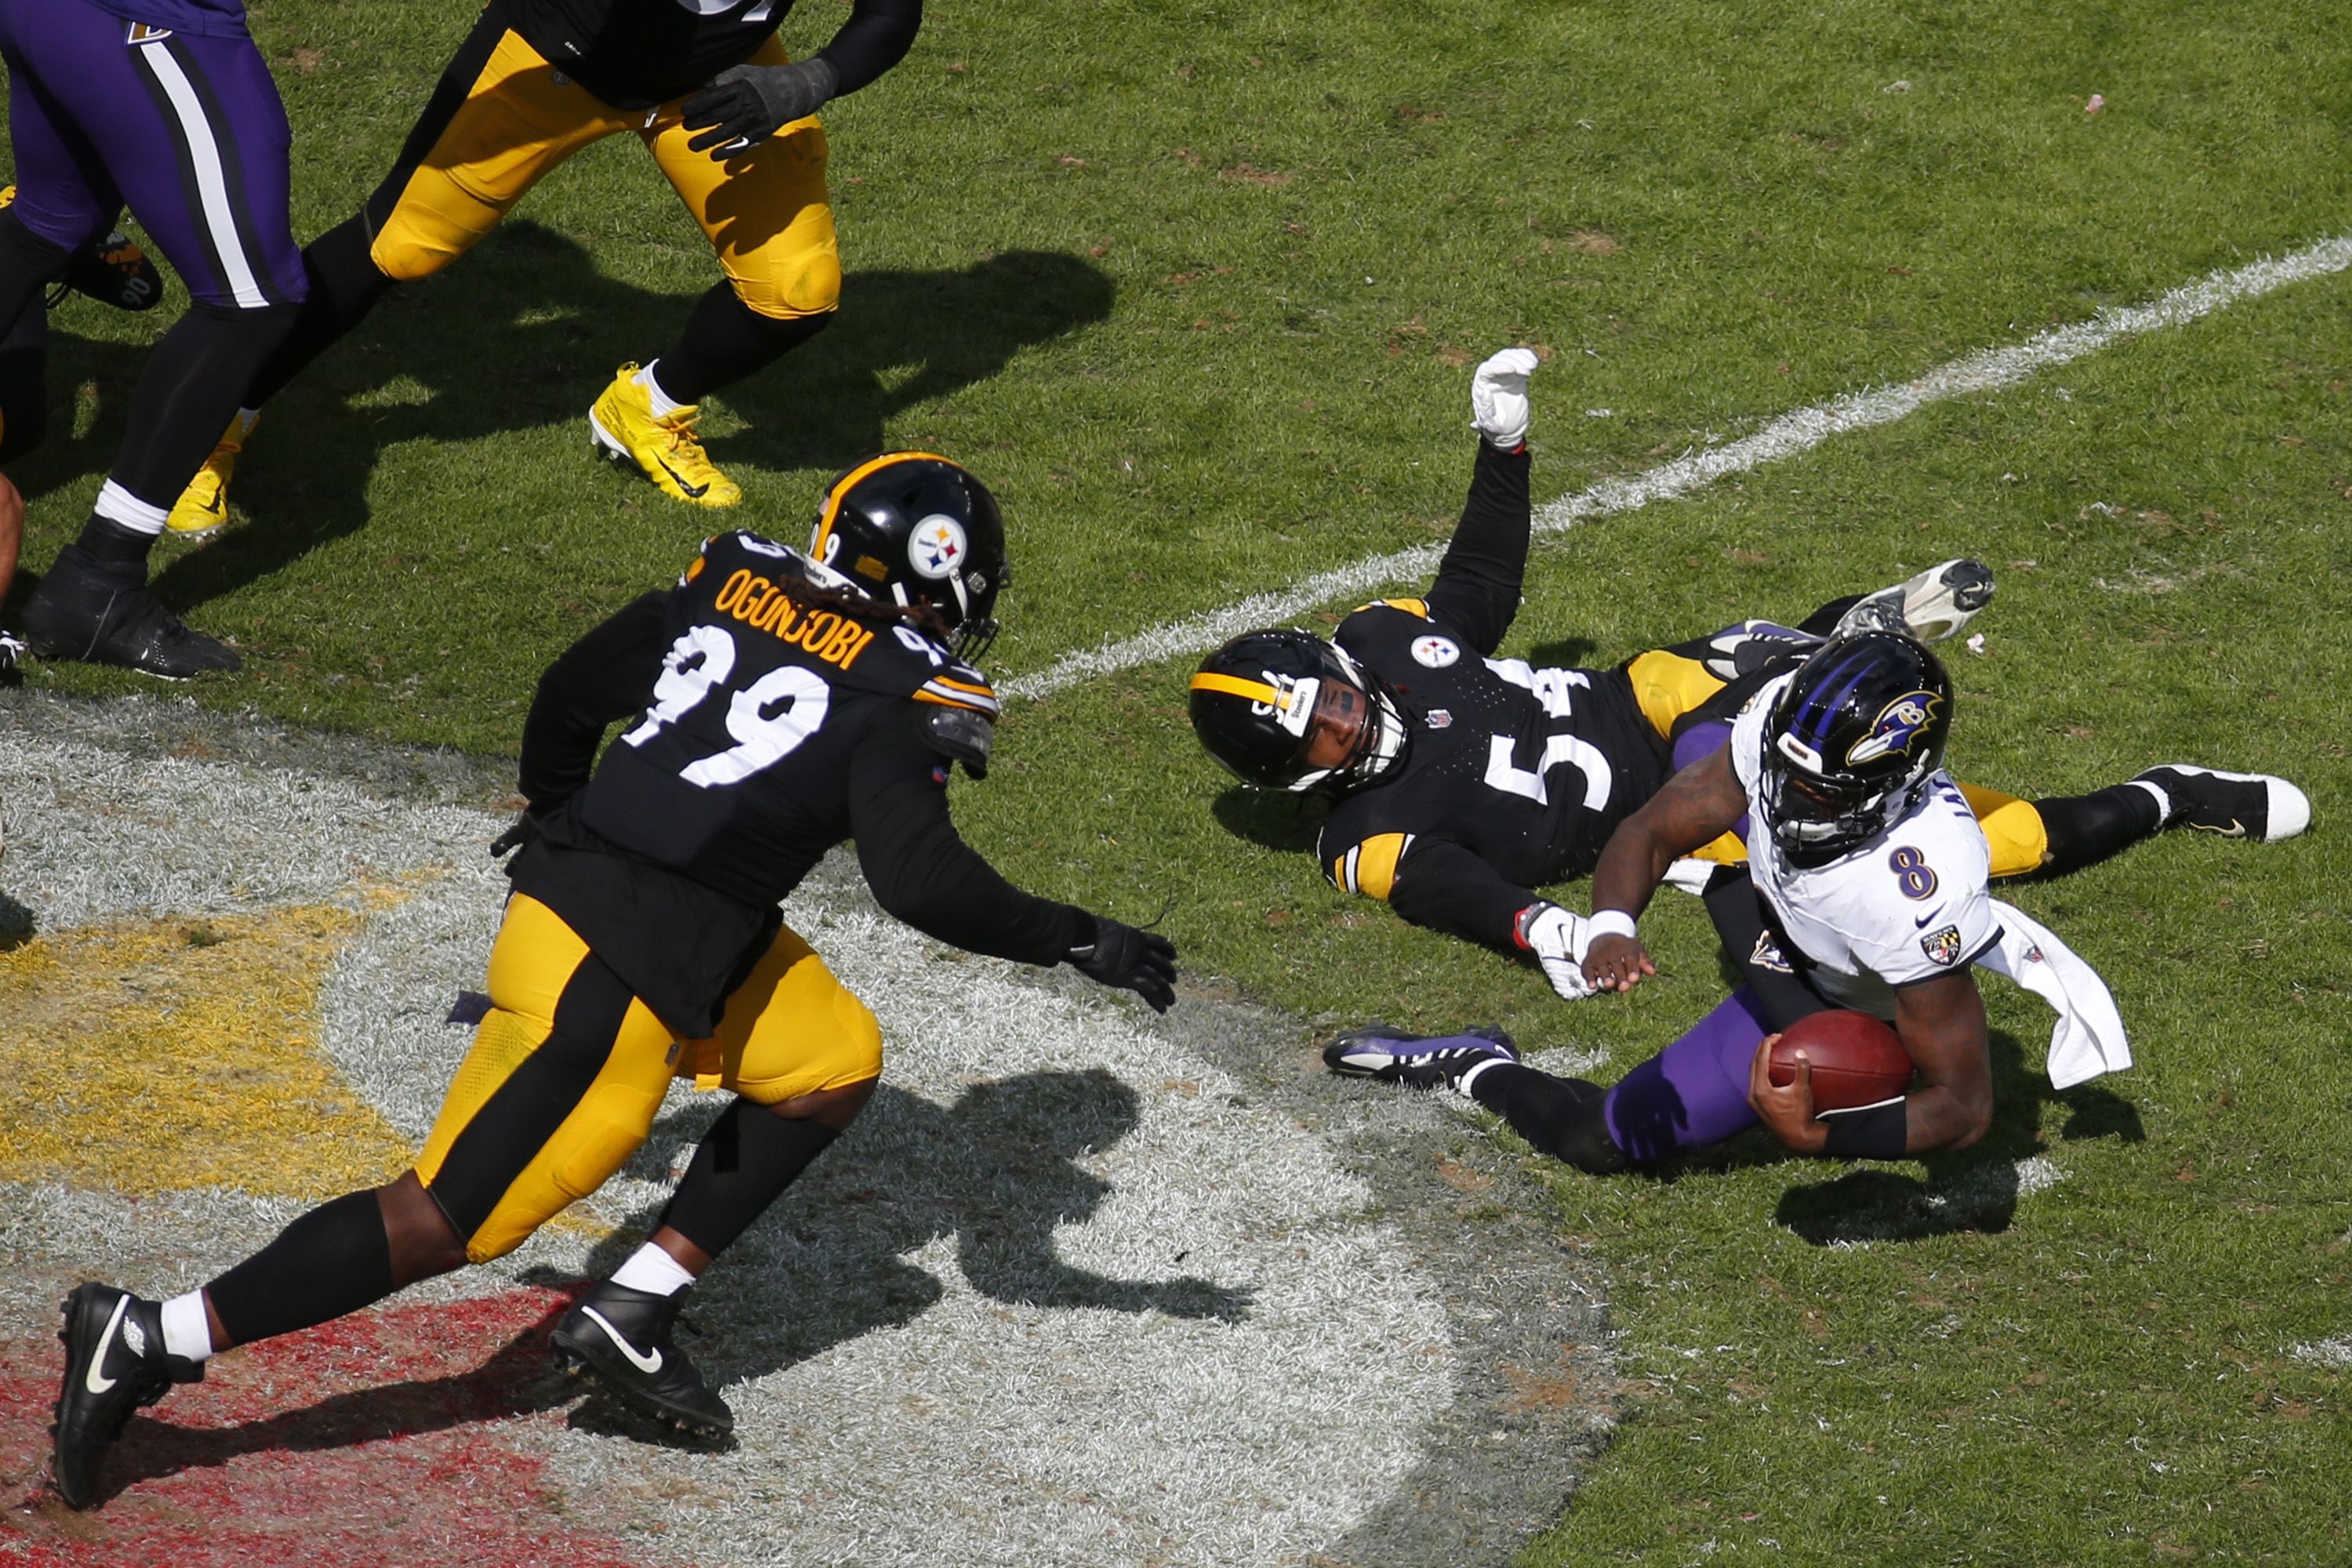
[1819,1098,1907,1159]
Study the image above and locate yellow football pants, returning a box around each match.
[365,22,839,320]
[415,893,880,1261]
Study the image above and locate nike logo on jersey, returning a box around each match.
[657,459,710,499]
[579,1306,663,1374]
[1915,912,1937,927]
[84,1296,132,1393]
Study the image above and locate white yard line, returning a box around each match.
[1005,234,2352,702]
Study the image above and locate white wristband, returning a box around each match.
[1588,909,1639,942]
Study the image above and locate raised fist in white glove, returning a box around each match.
[1469,347,1540,450]
[1515,899,1595,1001]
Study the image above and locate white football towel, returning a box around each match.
[1982,899,2132,1089]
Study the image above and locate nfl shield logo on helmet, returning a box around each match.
[1918,924,1964,967]
[907,514,967,580]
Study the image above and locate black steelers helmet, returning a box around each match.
[810,452,1007,659]
[1189,629,1406,794]
[1760,630,1954,865]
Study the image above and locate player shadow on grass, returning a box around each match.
[80,1069,1248,1497]
[85,1294,585,1505]
[6,222,1112,619]
[543,1066,1253,1433]
[1766,1028,2146,1246]
[1210,784,1325,854]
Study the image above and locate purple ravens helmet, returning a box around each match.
[1761,630,1953,865]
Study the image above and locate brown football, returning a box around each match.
[1769,1010,1914,1112]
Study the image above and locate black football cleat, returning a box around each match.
[22,546,242,679]
[1835,558,1996,645]
[52,1283,202,1510]
[2136,766,2312,844]
[550,1281,734,1438]
[1323,1022,1520,1091]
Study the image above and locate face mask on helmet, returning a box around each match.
[1761,631,1953,866]
[809,452,1008,660]
[1189,630,1407,794]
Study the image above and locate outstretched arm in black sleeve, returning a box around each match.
[1421,441,1532,655]
[848,706,1087,964]
[1381,835,1539,951]
[517,592,671,810]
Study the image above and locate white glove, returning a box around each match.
[1515,900,1595,1001]
[1469,347,1539,450]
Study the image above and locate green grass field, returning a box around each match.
[9,0,2352,1560]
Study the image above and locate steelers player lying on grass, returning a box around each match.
[1191,348,2311,1012]
[1325,630,2311,1173]
[47,453,1178,1512]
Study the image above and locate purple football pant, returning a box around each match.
[1600,987,1772,1162]
[0,0,303,309]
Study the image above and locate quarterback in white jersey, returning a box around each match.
[1723,670,2002,1022]
[1321,627,2308,1174]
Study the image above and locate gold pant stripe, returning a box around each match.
[1959,781,2051,878]
[416,893,880,1261]
[369,29,838,318]
[1624,647,1731,742]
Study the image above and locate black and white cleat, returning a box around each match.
[550,1280,734,1439]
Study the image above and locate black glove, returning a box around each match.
[682,59,840,159]
[1068,914,1178,1013]
[489,809,546,861]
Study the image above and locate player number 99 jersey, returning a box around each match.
[579,532,995,908]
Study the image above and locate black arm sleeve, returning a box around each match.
[1385,835,1540,952]
[850,707,1085,964]
[517,592,670,809]
[815,0,923,96]
[1421,441,1531,657]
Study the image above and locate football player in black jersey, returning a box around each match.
[49,453,1178,1510]
[1191,350,2311,1004]
[164,0,922,531]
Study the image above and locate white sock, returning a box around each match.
[1457,1057,1510,1097]
[235,407,260,434]
[160,1290,216,1363]
[610,1242,698,1298]
[2130,778,2174,825]
[93,478,169,536]
[634,361,688,419]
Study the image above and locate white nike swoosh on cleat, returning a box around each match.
[579,1306,663,1374]
[83,1297,130,1394]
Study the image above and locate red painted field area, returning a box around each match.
[0,1286,656,1568]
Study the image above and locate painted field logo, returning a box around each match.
[0,702,1605,1568]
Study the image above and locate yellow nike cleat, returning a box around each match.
[167,411,256,538]
[587,363,742,509]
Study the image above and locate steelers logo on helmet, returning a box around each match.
[809,453,1008,661]
[1411,635,1460,669]
[908,514,968,581]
